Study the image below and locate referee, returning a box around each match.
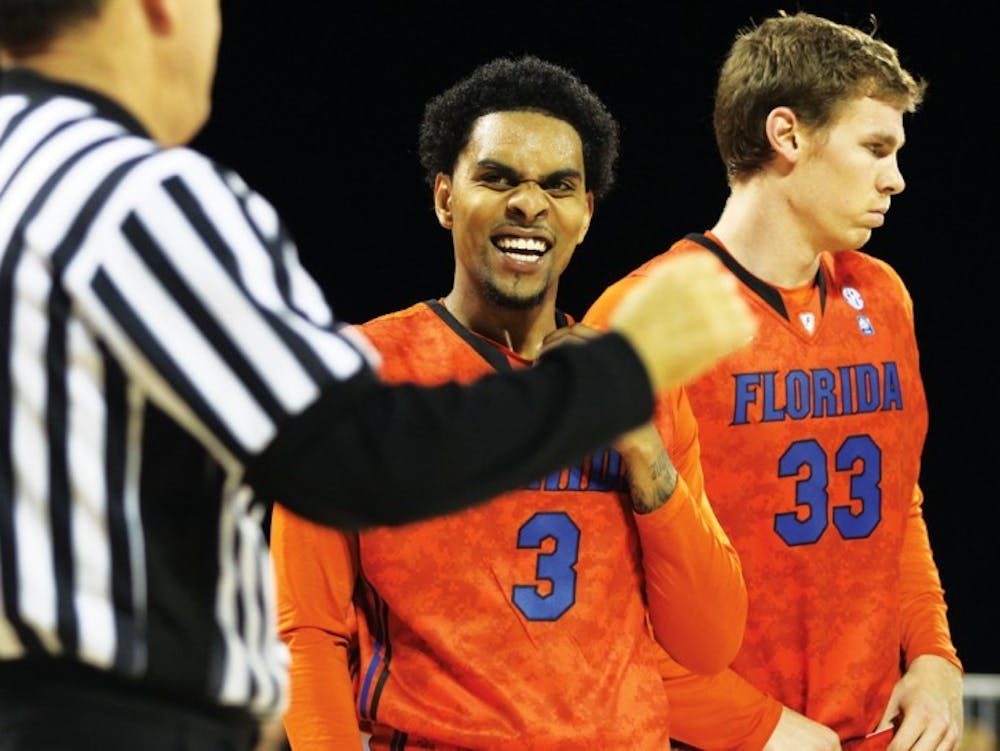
[0,1,755,750]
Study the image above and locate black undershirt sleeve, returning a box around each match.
[246,332,652,530]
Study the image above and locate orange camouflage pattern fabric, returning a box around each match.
[584,234,961,750]
[272,299,745,750]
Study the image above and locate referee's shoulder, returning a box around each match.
[103,134,262,220]
[123,137,236,187]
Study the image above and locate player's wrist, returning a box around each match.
[626,451,677,514]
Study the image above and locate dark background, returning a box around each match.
[199,2,999,673]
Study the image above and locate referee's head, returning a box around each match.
[0,0,222,147]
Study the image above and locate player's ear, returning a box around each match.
[141,0,175,35]
[433,173,454,229]
[575,191,595,245]
[766,106,801,167]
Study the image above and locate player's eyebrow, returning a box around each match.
[868,130,904,149]
[476,159,583,185]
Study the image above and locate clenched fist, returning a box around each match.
[606,253,756,393]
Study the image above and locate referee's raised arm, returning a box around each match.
[0,2,755,749]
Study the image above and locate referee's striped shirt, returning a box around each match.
[0,70,654,720]
[0,69,375,718]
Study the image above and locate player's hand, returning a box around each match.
[608,253,756,393]
[540,325,678,513]
[880,655,962,751]
[254,717,289,751]
[537,321,602,356]
[763,706,841,751]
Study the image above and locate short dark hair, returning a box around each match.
[714,10,926,183]
[0,0,102,56]
[418,55,620,201]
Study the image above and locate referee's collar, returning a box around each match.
[0,67,151,138]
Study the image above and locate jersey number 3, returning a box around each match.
[512,512,579,620]
[775,434,882,546]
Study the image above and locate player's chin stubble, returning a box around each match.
[483,278,548,311]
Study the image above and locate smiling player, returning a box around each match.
[270,54,748,751]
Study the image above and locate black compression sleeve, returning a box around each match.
[246,332,652,529]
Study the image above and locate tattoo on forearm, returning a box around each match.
[628,452,677,514]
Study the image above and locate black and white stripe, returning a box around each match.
[0,72,373,717]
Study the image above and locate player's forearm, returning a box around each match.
[282,627,364,751]
[636,480,747,674]
[663,660,782,751]
[898,487,961,668]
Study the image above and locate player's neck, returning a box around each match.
[711,186,822,289]
[442,291,557,360]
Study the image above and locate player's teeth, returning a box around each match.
[506,252,541,263]
[496,237,546,252]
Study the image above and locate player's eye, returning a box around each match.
[543,179,578,195]
[480,171,518,188]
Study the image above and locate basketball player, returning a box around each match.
[584,10,963,751]
[271,54,749,751]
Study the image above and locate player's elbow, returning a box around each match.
[650,584,747,675]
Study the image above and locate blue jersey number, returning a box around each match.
[774,434,882,546]
[512,512,579,620]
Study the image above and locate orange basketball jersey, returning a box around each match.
[273,299,745,750]
[585,234,960,749]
